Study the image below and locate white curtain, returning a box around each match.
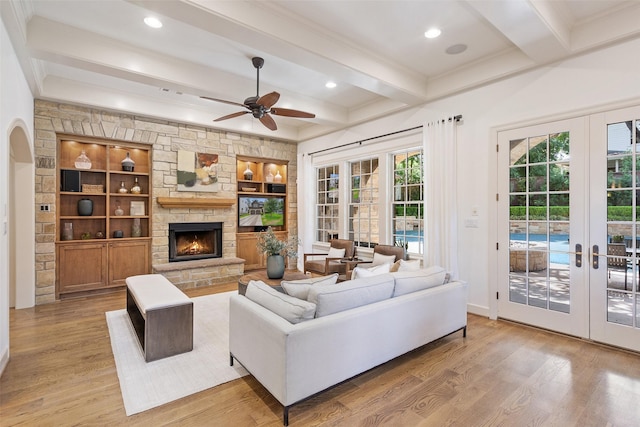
[298,152,315,270]
[423,118,458,279]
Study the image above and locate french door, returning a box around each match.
[498,107,640,352]
[498,117,588,337]
[589,106,640,352]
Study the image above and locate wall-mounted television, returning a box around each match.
[238,195,285,228]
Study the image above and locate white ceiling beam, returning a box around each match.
[129,0,429,106]
[465,0,570,63]
[26,16,346,128]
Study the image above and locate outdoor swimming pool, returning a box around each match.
[510,233,570,265]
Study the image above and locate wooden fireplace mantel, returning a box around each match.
[156,197,236,209]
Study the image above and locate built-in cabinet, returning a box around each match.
[236,156,288,270]
[56,136,152,298]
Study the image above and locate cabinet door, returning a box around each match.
[237,234,264,270]
[237,232,288,270]
[57,242,108,295]
[108,239,151,286]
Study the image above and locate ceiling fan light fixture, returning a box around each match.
[424,28,441,39]
[144,17,163,29]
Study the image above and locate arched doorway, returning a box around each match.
[9,121,35,308]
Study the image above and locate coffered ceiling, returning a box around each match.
[2,0,640,141]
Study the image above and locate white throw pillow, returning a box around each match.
[307,273,395,317]
[371,252,396,266]
[391,266,447,297]
[245,280,316,323]
[327,247,346,259]
[398,259,421,271]
[352,262,391,280]
[281,273,339,299]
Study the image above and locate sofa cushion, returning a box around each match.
[281,273,339,299]
[245,280,316,324]
[398,259,421,271]
[352,262,391,280]
[308,273,395,317]
[391,266,448,297]
[371,252,396,266]
[327,247,346,259]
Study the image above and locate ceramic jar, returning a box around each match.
[77,198,93,216]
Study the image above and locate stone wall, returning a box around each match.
[34,100,297,304]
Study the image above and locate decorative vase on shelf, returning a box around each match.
[130,177,141,194]
[118,181,128,194]
[243,162,253,181]
[77,199,93,216]
[266,255,285,279]
[121,152,135,172]
[74,149,92,170]
[274,169,283,183]
[265,168,274,183]
[131,218,142,237]
[62,223,73,241]
[114,204,124,216]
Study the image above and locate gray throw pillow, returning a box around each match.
[245,280,316,323]
[281,273,339,299]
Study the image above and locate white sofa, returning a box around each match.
[229,268,468,425]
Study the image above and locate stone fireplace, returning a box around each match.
[169,222,222,262]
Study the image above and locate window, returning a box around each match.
[393,149,424,255]
[349,158,379,247]
[316,165,340,242]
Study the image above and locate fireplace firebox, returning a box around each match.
[169,222,222,262]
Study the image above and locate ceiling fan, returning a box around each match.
[201,57,315,131]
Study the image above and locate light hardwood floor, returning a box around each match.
[2,283,640,426]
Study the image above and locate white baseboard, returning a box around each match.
[467,303,489,317]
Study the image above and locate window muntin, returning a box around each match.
[316,165,340,242]
[349,158,379,248]
[393,149,424,255]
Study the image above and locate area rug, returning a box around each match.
[106,291,248,416]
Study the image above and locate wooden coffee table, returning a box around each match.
[238,269,308,295]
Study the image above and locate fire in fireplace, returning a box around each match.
[169,222,222,262]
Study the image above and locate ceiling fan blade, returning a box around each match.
[214,111,249,122]
[257,91,280,109]
[259,113,278,131]
[201,96,247,108]
[270,107,316,119]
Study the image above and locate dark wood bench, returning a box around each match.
[126,274,193,362]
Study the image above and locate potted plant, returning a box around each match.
[257,227,299,279]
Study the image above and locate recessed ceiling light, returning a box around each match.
[144,17,163,29]
[325,81,337,89]
[424,28,441,39]
[446,44,467,55]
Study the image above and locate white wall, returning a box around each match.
[0,17,35,375]
[298,37,640,317]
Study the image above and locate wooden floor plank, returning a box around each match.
[2,283,640,426]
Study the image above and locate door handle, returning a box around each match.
[592,244,599,269]
[575,243,582,267]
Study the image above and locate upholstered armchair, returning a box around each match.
[303,239,355,276]
[344,244,406,280]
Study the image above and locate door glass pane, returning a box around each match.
[605,120,638,327]
[509,132,571,313]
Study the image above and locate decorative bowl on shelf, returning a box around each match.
[241,187,257,192]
